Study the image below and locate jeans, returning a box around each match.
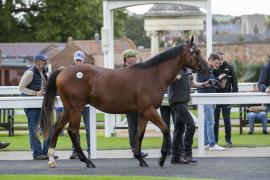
[204,105,216,147]
[126,112,138,151]
[160,105,172,153]
[170,102,195,159]
[214,105,232,143]
[71,107,90,154]
[247,111,268,132]
[24,108,51,157]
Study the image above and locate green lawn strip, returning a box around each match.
[14,113,105,124]
[0,174,215,180]
[1,130,269,151]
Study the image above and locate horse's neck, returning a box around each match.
[154,56,185,86]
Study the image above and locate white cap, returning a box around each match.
[74,51,85,62]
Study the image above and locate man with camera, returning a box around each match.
[197,53,226,151]
[213,52,238,148]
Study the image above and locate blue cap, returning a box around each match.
[34,53,48,61]
[74,51,85,61]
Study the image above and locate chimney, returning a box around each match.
[67,36,74,45]
[94,32,100,42]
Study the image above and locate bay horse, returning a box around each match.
[39,36,208,168]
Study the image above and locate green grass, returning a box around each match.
[1,129,269,151]
[0,175,213,180]
[14,113,105,124]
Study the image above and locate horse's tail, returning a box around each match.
[39,69,62,140]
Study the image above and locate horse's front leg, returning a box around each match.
[144,108,169,167]
[134,113,148,167]
[68,111,95,168]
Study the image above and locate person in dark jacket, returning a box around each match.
[258,58,270,94]
[197,53,226,151]
[213,51,238,148]
[168,68,210,164]
[19,53,54,160]
[122,49,148,158]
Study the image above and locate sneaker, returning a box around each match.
[171,157,189,164]
[209,144,226,151]
[69,151,79,159]
[263,131,269,135]
[204,144,210,150]
[0,142,10,149]
[33,155,49,160]
[248,131,253,135]
[226,142,233,148]
[34,155,58,160]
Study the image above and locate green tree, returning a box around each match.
[0,0,37,42]
[0,0,127,42]
[124,15,150,48]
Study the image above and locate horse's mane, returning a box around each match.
[133,44,185,69]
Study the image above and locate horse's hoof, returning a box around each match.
[159,157,166,167]
[48,161,57,168]
[139,161,149,167]
[86,161,96,168]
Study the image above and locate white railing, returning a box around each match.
[0,86,20,95]
[0,83,256,95]
[0,96,97,159]
[191,92,270,157]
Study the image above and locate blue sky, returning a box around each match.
[127,0,270,16]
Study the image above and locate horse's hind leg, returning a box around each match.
[134,114,149,167]
[48,110,69,168]
[67,110,95,168]
[143,108,169,167]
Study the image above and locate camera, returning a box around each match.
[209,79,222,89]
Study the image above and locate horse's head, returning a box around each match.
[186,36,209,74]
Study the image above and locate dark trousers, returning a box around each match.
[214,105,232,143]
[126,112,138,151]
[170,102,195,159]
[160,105,172,153]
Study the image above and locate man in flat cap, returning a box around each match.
[122,49,148,158]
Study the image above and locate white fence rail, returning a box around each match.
[0,83,256,95]
[0,96,97,159]
[191,92,270,156]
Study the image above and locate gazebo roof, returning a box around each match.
[143,3,204,17]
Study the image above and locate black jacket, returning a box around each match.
[213,61,238,93]
[168,69,192,105]
[258,59,270,92]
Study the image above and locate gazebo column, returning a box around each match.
[148,30,160,57]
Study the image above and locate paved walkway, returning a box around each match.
[0,157,269,180]
[1,148,269,180]
[0,147,269,160]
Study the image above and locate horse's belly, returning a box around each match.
[89,99,136,114]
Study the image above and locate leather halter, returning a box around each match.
[189,46,205,73]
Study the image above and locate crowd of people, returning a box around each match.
[1,48,269,166]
